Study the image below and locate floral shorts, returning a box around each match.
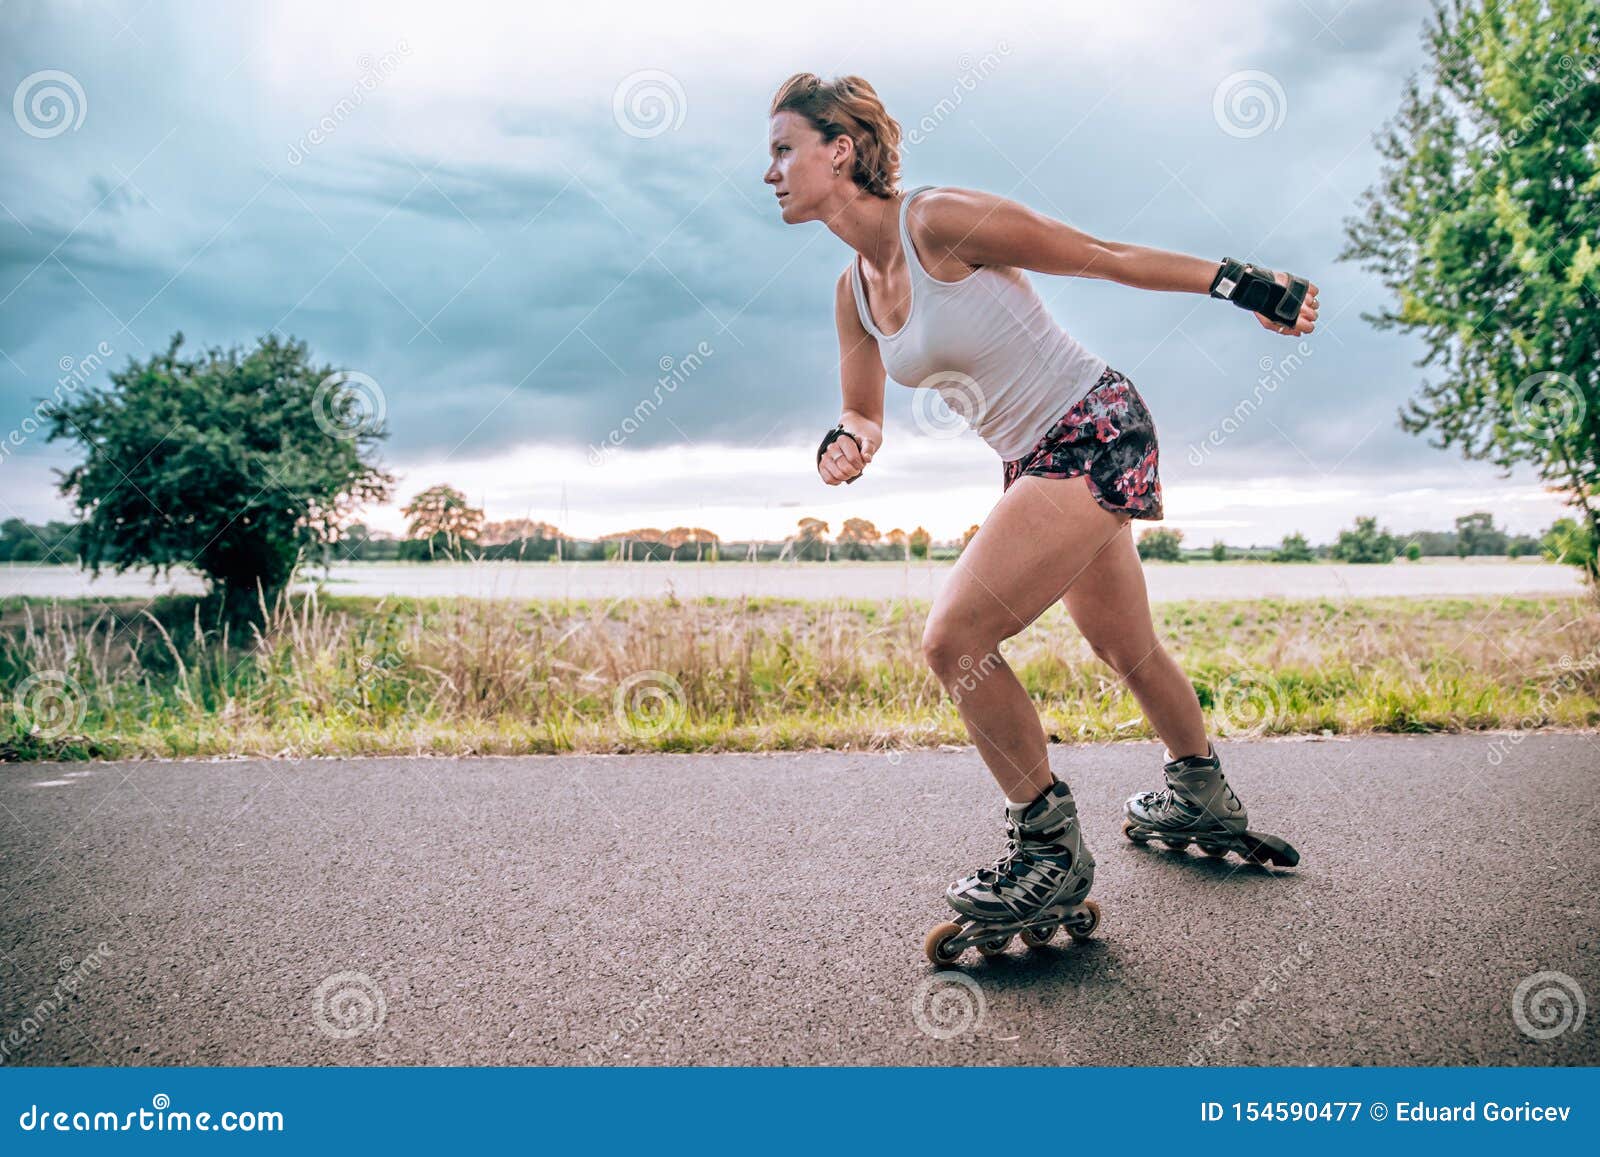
[1000,365,1164,520]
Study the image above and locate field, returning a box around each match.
[3,588,1597,762]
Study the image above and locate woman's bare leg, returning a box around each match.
[1059,520,1210,761]
[922,473,1139,804]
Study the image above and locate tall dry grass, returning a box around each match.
[3,587,1598,761]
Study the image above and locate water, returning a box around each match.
[0,558,1586,604]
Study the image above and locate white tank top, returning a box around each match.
[849,184,1108,461]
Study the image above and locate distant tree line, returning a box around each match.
[7,505,1588,570]
[1133,511,1583,564]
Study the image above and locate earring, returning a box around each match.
[832,164,840,176]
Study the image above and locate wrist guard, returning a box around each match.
[817,423,863,483]
[1209,258,1310,326]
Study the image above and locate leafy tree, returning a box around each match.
[1137,527,1184,562]
[1505,532,1541,557]
[44,332,392,619]
[1541,516,1596,569]
[1273,531,1314,562]
[0,519,78,564]
[1454,511,1509,556]
[479,518,561,546]
[403,484,483,541]
[1331,515,1400,563]
[1401,528,1461,555]
[0,519,44,563]
[909,525,931,560]
[1340,0,1600,581]
[335,521,375,562]
[1210,539,1228,562]
[400,485,483,560]
[837,518,880,545]
[660,526,717,561]
[793,516,829,561]
[831,518,877,561]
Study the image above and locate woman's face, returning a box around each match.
[764,111,843,223]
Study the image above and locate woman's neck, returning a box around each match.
[830,189,902,272]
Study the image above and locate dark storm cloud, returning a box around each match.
[2,0,1505,537]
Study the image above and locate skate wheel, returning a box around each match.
[976,934,1013,958]
[1067,899,1101,941]
[1162,838,1191,851]
[924,921,966,966]
[1019,924,1057,948]
[1121,818,1151,844]
[1201,843,1229,858]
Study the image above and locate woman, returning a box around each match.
[765,73,1317,962]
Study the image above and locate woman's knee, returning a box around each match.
[921,619,1001,680]
[1088,635,1164,681]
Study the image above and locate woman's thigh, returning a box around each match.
[925,473,1132,649]
[1058,515,1161,677]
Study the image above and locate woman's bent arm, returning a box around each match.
[834,269,884,446]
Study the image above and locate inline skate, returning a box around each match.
[924,777,1101,965]
[1121,742,1299,867]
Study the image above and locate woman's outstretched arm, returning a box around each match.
[914,186,1318,337]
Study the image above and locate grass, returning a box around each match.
[2,587,1598,762]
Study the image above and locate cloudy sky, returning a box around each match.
[0,0,1571,546]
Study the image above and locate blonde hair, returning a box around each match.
[768,73,901,198]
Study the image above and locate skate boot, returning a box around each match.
[1121,742,1298,867]
[924,777,1101,965]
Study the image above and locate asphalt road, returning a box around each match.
[1,733,1596,1066]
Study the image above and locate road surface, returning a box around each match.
[1,733,1595,1065]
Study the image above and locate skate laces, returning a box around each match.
[975,819,1026,884]
[977,814,1070,890]
[1139,782,1204,822]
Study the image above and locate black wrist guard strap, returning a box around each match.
[1209,257,1310,326]
[817,423,863,482]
